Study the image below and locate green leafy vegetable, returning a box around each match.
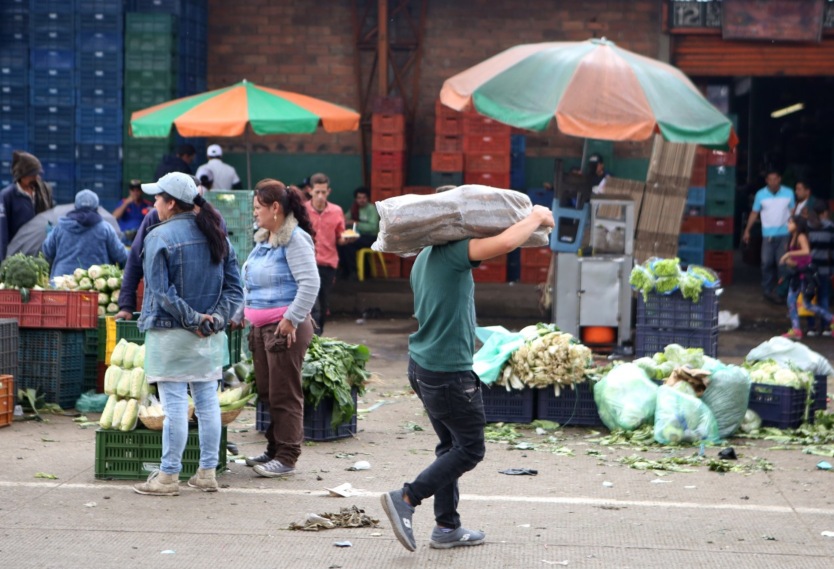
[302,336,370,428]
[651,258,681,278]
[654,276,679,294]
[0,253,50,289]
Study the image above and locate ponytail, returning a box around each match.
[161,192,229,264]
[254,179,316,239]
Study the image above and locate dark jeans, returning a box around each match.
[338,234,376,277]
[761,235,788,296]
[248,316,314,467]
[312,265,337,334]
[404,358,486,529]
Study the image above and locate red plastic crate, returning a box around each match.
[705,250,733,271]
[464,152,511,173]
[0,290,98,329]
[713,267,733,286]
[521,246,552,268]
[680,215,706,233]
[372,132,406,152]
[371,169,404,189]
[372,186,402,202]
[434,134,462,153]
[431,152,464,172]
[706,150,737,167]
[401,256,416,279]
[371,113,405,134]
[473,260,507,283]
[435,99,460,119]
[705,216,733,234]
[519,264,549,284]
[462,134,511,153]
[382,253,401,278]
[464,171,511,188]
[435,115,463,135]
[462,113,512,136]
[0,374,12,428]
[372,96,404,114]
[372,151,406,170]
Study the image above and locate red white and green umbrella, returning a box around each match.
[440,38,737,149]
[130,80,361,186]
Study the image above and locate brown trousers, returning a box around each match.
[249,315,314,467]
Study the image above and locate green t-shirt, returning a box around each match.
[408,239,480,372]
[345,203,379,236]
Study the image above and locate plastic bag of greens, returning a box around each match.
[628,264,655,301]
[594,363,658,431]
[746,336,834,377]
[686,265,721,288]
[653,385,720,445]
[647,257,682,295]
[75,390,109,413]
[473,326,526,385]
[701,364,751,438]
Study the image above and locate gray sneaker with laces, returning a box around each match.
[429,526,485,549]
[245,453,272,467]
[253,459,295,477]
[380,489,416,551]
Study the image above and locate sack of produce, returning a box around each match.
[372,185,551,256]
[594,363,658,431]
[653,385,720,445]
[701,364,751,438]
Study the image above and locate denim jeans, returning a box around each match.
[404,358,486,529]
[805,276,831,331]
[761,236,788,295]
[787,284,834,331]
[157,380,221,474]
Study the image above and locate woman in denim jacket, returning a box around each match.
[243,179,320,477]
[133,172,244,496]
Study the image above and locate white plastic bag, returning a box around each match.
[372,185,551,256]
[144,328,227,382]
[746,337,834,377]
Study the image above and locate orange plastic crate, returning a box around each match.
[705,216,734,234]
[680,215,706,233]
[473,261,507,283]
[462,135,511,153]
[713,267,734,286]
[519,265,549,284]
[371,169,405,189]
[706,150,737,167]
[401,256,416,279]
[372,186,402,202]
[462,113,512,136]
[691,166,707,186]
[434,134,462,153]
[372,132,406,152]
[464,152,511,173]
[464,171,511,188]
[403,186,435,196]
[435,115,463,135]
[520,246,552,268]
[371,113,405,134]
[431,152,464,172]
[0,374,12,428]
[0,290,98,329]
[382,253,401,278]
[435,99,460,119]
[372,151,406,170]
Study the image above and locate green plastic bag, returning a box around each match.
[473,326,525,385]
[75,391,109,413]
[653,385,720,445]
[701,364,751,439]
[593,363,658,431]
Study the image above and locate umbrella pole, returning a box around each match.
[245,127,253,189]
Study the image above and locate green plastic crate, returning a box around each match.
[227,327,246,367]
[706,165,736,192]
[705,197,734,217]
[84,355,98,392]
[84,326,99,357]
[124,69,176,91]
[126,13,178,35]
[115,315,145,346]
[125,33,177,54]
[704,233,734,251]
[95,427,227,481]
[97,317,107,361]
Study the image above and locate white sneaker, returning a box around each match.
[807,330,819,337]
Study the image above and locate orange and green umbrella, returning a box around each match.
[440,38,737,149]
[130,80,360,186]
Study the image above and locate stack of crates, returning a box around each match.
[431,100,464,189]
[635,288,720,358]
[29,0,77,198]
[178,0,207,98]
[462,111,511,189]
[518,246,551,285]
[510,134,526,190]
[122,11,177,186]
[0,1,29,187]
[204,191,255,265]
[18,330,85,409]
[75,0,125,203]
[370,96,406,278]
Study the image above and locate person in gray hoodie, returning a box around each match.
[41,189,127,279]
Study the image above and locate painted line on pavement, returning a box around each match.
[1,480,829,516]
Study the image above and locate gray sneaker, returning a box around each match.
[380,489,416,552]
[253,459,295,477]
[245,453,272,467]
[429,526,485,549]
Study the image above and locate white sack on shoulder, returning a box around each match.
[371,185,551,256]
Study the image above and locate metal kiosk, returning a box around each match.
[553,198,635,348]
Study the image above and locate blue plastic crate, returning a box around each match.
[0,100,26,122]
[133,0,181,14]
[77,160,121,181]
[31,20,75,50]
[30,123,75,147]
[636,288,719,331]
[31,141,76,162]
[635,327,718,358]
[42,161,75,182]
[77,143,121,162]
[510,167,526,191]
[31,105,74,127]
[75,179,122,199]
[18,329,85,409]
[1,0,27,14]
[1,141,28,162]
[813,374,828,414]
[0,49,28,86]
[678,232,705,250]
[527,187,554,208]
[748,383,808,429]
[686,186,706,206]
[78,66,123,90]
[30,49,75,70]
[77,86,122,108]
[77,124,122,145]
[0,84,26,105]
[30,0,77,14]
[677,246,705,267]
[30,69,76,105]
[511,134,526,154]
[536,383,601,427]
[481,385,535,423]
[78,0,124,14]
[77,50,123,71]
[77,12,123,33]
[77,31,123,53]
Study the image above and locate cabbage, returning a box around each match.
[98,293,110,305]
[88,265,103,279]
[79,277,93,290]
[94,277,107,291]
[73,268,87,280]
[107,277,120,290]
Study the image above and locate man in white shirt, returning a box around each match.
[195,144,243,190]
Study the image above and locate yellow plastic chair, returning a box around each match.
[356,248,388,282]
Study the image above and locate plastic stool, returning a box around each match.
[356,248,388,282]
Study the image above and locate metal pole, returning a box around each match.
[378,0,388,96]
[246,127,252,189]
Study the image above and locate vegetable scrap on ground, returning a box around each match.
[288,506,378,531]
